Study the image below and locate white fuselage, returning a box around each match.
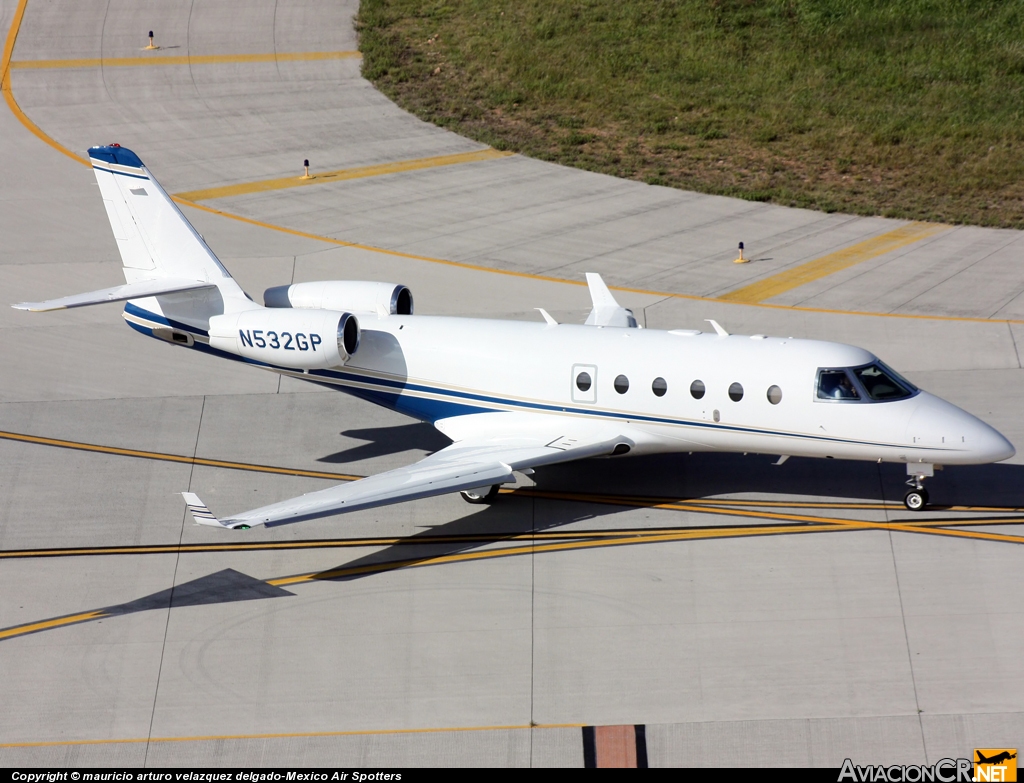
[125,302,1013,468]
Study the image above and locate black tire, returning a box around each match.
[460,485,500,504]
[904,488,929,511]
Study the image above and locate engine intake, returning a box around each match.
[264,281,413,316]
[208,308,359,370]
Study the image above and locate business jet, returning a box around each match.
[13,146,1015,528]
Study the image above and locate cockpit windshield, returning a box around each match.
[852,362,917,401]
[816,362,917,403]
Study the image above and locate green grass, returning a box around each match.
[357,0,1024,228]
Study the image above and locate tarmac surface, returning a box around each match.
[1,0,1022,768]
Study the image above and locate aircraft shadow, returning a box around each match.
[9,453,1022,642]
[303,452,1024,586]
[535,452,1024,508]
[318,423,450,464]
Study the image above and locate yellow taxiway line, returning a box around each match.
[175,149,514,201]
[0,429,360,481]
[9,51,360,70]
[0,0,83,164]
[720,222,949,303]
[0,722,585,748]
[0,610,109,640]
[3,511,1018,642]
[4,0,1024,323]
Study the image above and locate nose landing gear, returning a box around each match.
[904,463,935,510]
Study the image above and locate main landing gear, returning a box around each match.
[460,485,501,504]
[904,463,935,511]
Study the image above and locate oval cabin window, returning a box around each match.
[614,375,630,394]
[729,382,744,402]
[690,380,706,399]
[767,385,783,405]
[576,372,592,392]
[652,377,667,397]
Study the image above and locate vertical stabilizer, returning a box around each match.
[88,146,243,300]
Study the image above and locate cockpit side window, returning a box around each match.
[817,369,861,401]
[853,363,916,401]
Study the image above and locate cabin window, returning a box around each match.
[767,385,783,405]
[728,382,744,402]
[576,372,592,392]
[614,375,630,394]
[852,363,916,401]
[652,377,667,397]
[690,380,706,399]
[817,369,861,401]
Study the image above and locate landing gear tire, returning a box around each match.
[904,488,929,511]
[460,485,500,504]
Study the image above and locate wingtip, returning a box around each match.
[182,491,226,527]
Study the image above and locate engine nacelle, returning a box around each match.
[263,281,413,316]
[208,308,359,370]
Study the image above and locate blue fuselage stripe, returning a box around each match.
[123,306,939,452]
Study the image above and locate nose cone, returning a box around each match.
[906,392,1015,464]
[968,417,1016,463]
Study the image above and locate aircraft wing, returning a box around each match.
[183,413,632,529]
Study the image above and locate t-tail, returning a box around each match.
[13,145,256,335]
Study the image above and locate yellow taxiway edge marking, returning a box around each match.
[1,0,87,166]
[174,196,588,287]
[3,513,1019,644]
[0,610,108,640]
[720,222,949,304]
[9,51,360,70]
[3,3,1022,327]
[645,496,1024,544]
[3,509,1020,560]
[174,198,1024,325]
[0,722,585,748]
[176,149,515,201]
[520,489,1024,545]
[266,523,857,586]
[0,429,361,481]
[266,512,1023,588]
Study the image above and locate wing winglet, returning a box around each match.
[584,273,637,328]
[182,492,244,529]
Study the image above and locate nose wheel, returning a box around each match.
[903,464,934,510]
[903,487,929,511]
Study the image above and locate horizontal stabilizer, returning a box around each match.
[584,273,637,328]
[13,278,215,312]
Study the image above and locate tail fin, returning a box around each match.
[89,145,241,294]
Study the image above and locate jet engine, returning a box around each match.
[263,281,413,316]
[208,308,359,370]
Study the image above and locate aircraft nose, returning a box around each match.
[964,414,1015,463]
[907,392,1015,463]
